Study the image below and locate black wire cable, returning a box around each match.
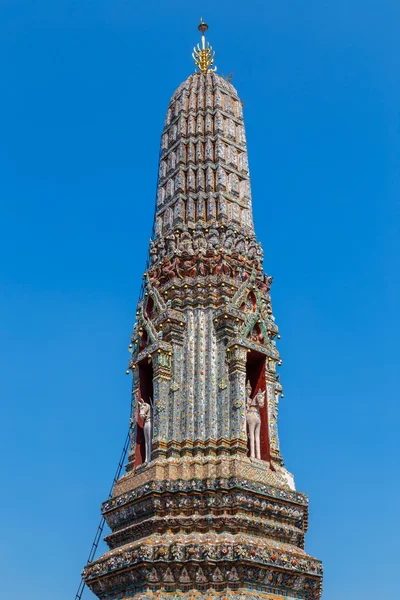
[74,128,162,600]
[74,426,131,600]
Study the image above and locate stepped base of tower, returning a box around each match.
[114,455,296,497]
[112,592,307,600]
[83,457,322,600]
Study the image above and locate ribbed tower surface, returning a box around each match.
[82,63,323,600]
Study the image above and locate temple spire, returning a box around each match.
[192,18,217,73]
[81,26,323,600]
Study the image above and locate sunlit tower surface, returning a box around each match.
[81,20,323,600]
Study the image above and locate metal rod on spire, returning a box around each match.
[199,17,207,50]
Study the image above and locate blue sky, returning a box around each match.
[0,1,399,598]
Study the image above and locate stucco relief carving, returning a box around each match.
[148,225,263,267]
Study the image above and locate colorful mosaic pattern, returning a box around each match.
[82,71,323,599]
[156,73,254,235]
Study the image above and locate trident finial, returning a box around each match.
[192,18,217,73]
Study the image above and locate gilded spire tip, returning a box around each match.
[192,18,217,74]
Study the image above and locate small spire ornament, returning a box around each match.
[192,18,217,73]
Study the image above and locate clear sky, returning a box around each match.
[0,1,399,599]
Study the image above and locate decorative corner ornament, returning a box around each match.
[192,18,217,73]
[232,397,242,410]
[154,398,166,414]
[218,378,228,390]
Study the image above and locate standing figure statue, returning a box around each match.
[165,231,177,255]
[138,397,153,464]
[149,238,158,264]
[193,228,207,256]
[246,382,265,460]
[178,230,194,255]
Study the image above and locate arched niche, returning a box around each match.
[134,357,154,469]
[245,350,270,463]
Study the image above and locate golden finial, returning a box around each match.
[192,18,217,73]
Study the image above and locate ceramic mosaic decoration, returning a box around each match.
[82,21,323,600]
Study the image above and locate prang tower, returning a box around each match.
[83,21,323,600]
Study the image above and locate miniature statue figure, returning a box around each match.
[179,258,197,278]
[178,230,194,255]
[255,242,264,264]
[163,255,177,280]
[148,267,161,288]
[157,237,166,260]
[235,233,246,255]
[149,238,158,264]
[247,239,258,260]
[223,226,236,253]
[165,231,177,255]
[246,382,265,460]
[197,260,207,276]
[193,228,207,256]
[138,397,152,464]
[207,226,220,251]
[214,256,231,276]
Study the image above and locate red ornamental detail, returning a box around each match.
[147,253,262,288]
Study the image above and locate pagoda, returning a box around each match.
[82,20,323,600]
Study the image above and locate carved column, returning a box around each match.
[169,341,184,447]
[227,344,248,453]
[266,357,283,467]
[127,367,140,468]
[216,335,230,441]
[163,330,185,449]
[151,350,172,456]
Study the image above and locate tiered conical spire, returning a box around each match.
[82,21,323,600]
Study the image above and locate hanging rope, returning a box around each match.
[74,426,131,600]
[75,129,161,600]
